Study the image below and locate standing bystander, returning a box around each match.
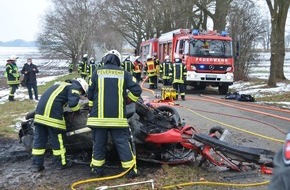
[21,58,39,100]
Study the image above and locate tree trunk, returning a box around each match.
[266,0,289,86]
[213,0,230,31]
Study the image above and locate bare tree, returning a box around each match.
[228,0,268,80]
[193,0,233,31]
[99,0,203,53]
[266,0,290,86]
[37,0,99,71]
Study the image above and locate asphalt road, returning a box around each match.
[141,84,287,152]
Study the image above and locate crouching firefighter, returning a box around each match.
[31,78,88,172]
[87,50,142,178]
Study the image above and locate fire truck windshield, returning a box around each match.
[189,39,233,58]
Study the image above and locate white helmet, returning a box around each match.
[75,78,88,95]
[83,54,88,58]
[8,55,19,61]
[146,55,152,60]
[164,55,170,60]
[106,49,121,63]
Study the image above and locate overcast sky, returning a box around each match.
[0,0,51,42]
[0,0,289,42]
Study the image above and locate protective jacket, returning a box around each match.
[145,59,157,77]
[172,61,187,84]
[78,60,89,76]
[160,60,172,79]
[122,60,135,75]
[133,60,142,74]
[87,61,142,128]
[5,62,20,85]
[89,63,97,78]
[34,81,81,130]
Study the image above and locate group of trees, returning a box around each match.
[37,0,290,86]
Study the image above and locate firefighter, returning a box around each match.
[159,55,172,86]
[121,56,134,75]
[87,50,142,178]
[5,55,20,101]
[172,55,187,100]
[68,62,73,74]
[88,57,97,81]
[144,55,158,89]
[133,56,143,83]
[78,54,90,80]
[31,78,88,172]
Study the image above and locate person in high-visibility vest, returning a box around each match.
[68,62,73,74]
[172,55,187,100]
[87,50,142,178]
[159,55,172,86]
[31,78,88,172]
[144,55,158,89]
[133,56,143,83]
[121,56,134,75]
[78,54,90,80]
[5,55,20,101]
[88,57,97,82]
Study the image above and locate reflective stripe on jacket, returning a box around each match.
[172,62,187,84]
[160,61,172,79]
[6,63,20,85]
[87,64,142,128]
[34,82,81,130]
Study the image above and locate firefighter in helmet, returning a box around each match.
[88,57,97,81]
[144,55,158,89]
[5,55,20,101]
[159,55,172,86]
[172,55,187,100]
[133,56,143,83]
[87,50,142,178]
[78,54,90,80]
[31,78,88,172]
[121,56,135,75]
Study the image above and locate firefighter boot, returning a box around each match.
[54,156,73,170]
[91,166,104,177]
[174,95,178,100]
[8,96,15,101]
[31,156,45,172]
[32,165,45,172]
[181,95,185,101]
[124,167,138,179]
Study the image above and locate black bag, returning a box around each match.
[20,78,26,87]
[236,94,255,102]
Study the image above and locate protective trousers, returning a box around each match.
[32,123,67,167]
[148,75,157,89]
[91,128,136,172]
[133,73,142,83]
[173,82,185,99]
[8,84,18,101]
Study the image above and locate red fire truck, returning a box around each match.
[140,29,234,94]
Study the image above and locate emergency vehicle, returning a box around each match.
[139,29,234,94]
